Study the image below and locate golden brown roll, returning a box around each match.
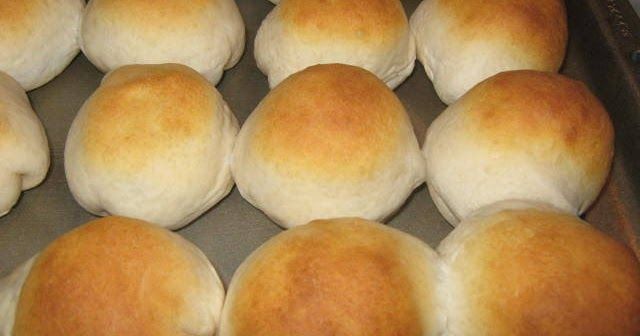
[220,217,442,335]
[410,0,567,104]
[424,70,614,225]
[439,206,640,335]
[231,64,425,228]
[80,0,244,85]
[65,64,238,229]
[0,0,83,90]
[5,216,225,335]
[255,0,415,88]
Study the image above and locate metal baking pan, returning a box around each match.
[1,0,640,284]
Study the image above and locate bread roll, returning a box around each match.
[255,0,415,88]
[220,217,442,336]
[232,64,425,228]
[0,72,49,216]
[439,207,640,335]
[423,70,613,225]
[0,257,36,336]
[410,0,567,104]
[80,0,245,85]
[65,64,238,229]
[1,216,224,336]
[0,0,83,90]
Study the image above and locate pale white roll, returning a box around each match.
[423,70,614,225]
[439,207,640,335]
[0,0,83,90]
[3,216,225,336]
[0,72,49,216]
[232,64,425,229]
[65,64,238,229]
[255,0,415,88]
[220,217,443,336]
[410,0,567,104]
[80,0,245,85]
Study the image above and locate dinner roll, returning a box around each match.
[0,72,49,216]
[0,257,36,336]
[0,0,83,90]
[80,0,244,85]
[65,64,238,229]
[232,64,425,228]
[2,216,224,336]
[424,70,613,225]
[410,0,567,104]
[255,0,415,88]
[220,217,442,336]
[439,207,640,335]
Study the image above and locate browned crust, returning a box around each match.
[86,0,217,31]
[452,209,640,335]
[81,64,217,174]
[463,70,614,183]
[438,0,567,70]
[279,0,407,44]
[228,218,432,335]
[250,64,407,181]
[13,216,207,335]
[0,0,44,40]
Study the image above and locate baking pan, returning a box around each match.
[1,0,640,284]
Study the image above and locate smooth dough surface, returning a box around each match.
[0,72,49,217]
[439,207,640,335]
[65,64,238,229]
[12,216,225,336]
[232,64,425,228]
[423,70,613,225]
[0,0,83,90]
[0,256,36,336]
[220,217,442,336]
[80,0,245,85]
[410,0,567,104]
[255,0,415,88]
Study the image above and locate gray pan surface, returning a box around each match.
[1,0,639,284]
